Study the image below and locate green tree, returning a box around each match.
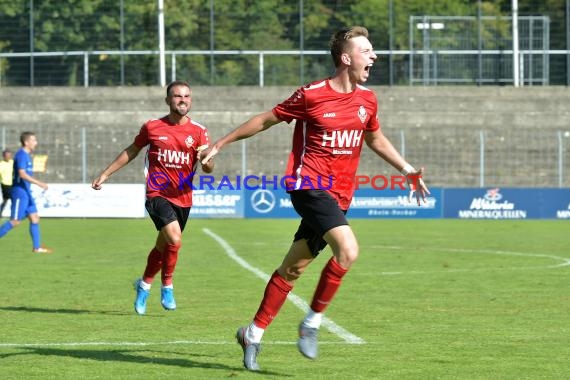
[206,0,299,85]
[0,0,566,86]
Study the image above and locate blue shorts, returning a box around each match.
[10,188,38,221]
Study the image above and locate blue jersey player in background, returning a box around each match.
[0,132,52,253]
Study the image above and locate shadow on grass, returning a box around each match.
[0,347,290,376]
[0,306,138,317]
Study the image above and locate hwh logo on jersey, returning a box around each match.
[321,130,363,148]
[157,148,191,165]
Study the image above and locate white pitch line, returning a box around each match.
[362,245,570,275]
[208,241,570,274]
[228,242,570,268]
[202,228,365,345]
[440,248,570,268]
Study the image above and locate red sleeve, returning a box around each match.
[367,114,380,132]
[272,86,306,124]
[133,123,149,148]
[199,127,210,147]
[366,92,380,132]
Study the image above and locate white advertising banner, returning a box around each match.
[26,183,146,218]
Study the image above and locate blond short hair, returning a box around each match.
[329,26,369,67]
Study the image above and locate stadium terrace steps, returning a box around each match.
[0,86,569,186]
[1,86,568,128]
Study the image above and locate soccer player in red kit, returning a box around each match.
[92,81,214,315]
[202,26,429,371]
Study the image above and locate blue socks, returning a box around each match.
[29,222,41,249]
[0,221,13,238]
[0,221,43,250]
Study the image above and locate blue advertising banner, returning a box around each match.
[244,187,442,219]
[539,188,570,219]
[347,188,441,218]
[190,189,244,218]
[244,188,298,218]
[190,186,568,219]
[443,188,570,219]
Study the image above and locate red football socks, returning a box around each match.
[253,271,293,329]
[142,247,163,283]
[310,257,348,313]
[142,243,180,286]
[251,258,348,329]
[161,243,180,286]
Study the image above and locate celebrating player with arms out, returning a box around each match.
[92,81,214,315]
[201,26,429,371]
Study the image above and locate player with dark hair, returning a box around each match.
[201,26,429,371]
[92,81,214,315]
[0,133,52,253]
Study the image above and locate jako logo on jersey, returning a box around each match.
[158,136,168,140]
[321,130,363,148]
[185,135,195,148]
[323,112,336,118]
[358,105,367,123]
[157,148,191,164]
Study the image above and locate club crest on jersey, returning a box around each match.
[357,105,367,123]
[185,135,195,148]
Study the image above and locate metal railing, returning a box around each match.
[1,126,568,189]
[409,15,551,86]
[2,49,570,87]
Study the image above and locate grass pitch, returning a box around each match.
[0,218,568,379]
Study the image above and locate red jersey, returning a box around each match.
[133,116,209,207]
[273,79,380,209]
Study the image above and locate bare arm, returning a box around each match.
[199,152,215,173]
[201,110,282,164]
[91,143,141,190]
[364,128,409,172]
[19,169,48,191]
[365,129,430,204]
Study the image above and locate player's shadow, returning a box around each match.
[0,305,133,316]
[0,347,289,376]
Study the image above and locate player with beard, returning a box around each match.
[92,81,214,315]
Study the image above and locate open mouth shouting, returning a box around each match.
[363,63,373,79]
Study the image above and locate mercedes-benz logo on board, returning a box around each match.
[250,189,276,214]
